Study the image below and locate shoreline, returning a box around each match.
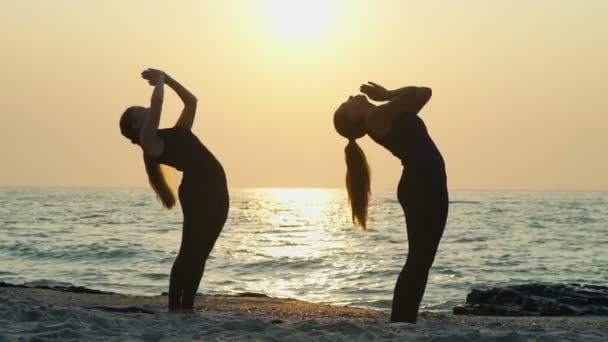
[0,284,387,323]
[3,283,608,324]
[2,285,608,341]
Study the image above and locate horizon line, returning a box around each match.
[1,185,607,193]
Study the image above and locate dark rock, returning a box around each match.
[452,305,468,315]
[0,281,114,295]
[558,296,588,306]
[454,283,608,316]
[237,292,270,298]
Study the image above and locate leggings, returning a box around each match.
[391,168,448,323]
[168,175,229,311]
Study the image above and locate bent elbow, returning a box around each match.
[417,87,432,105]
[421,87,432,98]
[182,93,197,106]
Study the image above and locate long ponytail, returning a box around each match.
[143,154,176,209]
[344,139,371,229]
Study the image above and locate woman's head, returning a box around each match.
[119,106,148,144]
[333,95,372,140]
[333,95,372,229]
[119,105,175,209]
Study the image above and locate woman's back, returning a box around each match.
[369,114,444,170]
[156,127,223,175]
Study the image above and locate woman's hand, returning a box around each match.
[141,68,165,86]
[360,82,390,102]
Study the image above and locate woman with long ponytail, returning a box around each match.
[333,82,448,323]
[343,139,371,229]
[119,68,229,312]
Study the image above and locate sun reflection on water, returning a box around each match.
[254,188,346,259]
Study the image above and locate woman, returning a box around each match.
[333,82,448,323]
[119,68,229,312]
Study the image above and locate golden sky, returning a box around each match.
[1,0,607,190]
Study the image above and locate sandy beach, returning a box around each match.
[2,286,607,341]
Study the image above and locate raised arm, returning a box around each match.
[381,86,432,115]
[166,74,198,130]
[364,83,432,137]
[139,69,165,158]
[361,81,431,106]
[142,69,198,130]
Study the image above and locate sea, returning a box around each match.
[1,187,606,312]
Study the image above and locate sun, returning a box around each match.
[261,0,340,42]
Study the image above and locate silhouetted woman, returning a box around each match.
[119,68,229,312]
[333,82,448,323]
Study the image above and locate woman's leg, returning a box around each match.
[168,252,186,311]
[391,175,448,323]
[168,185,201,311]
[179,224,221,310]
[168,212,195,311]
[178,184,229,310]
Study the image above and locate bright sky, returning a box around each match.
[1,0,607,190]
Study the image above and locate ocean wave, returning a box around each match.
[451,237,488,243]
[140,273,168,281]
[348,299,392,310]
[239,257,328,270]
[0,241,149,261]
[449,200,482,205]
